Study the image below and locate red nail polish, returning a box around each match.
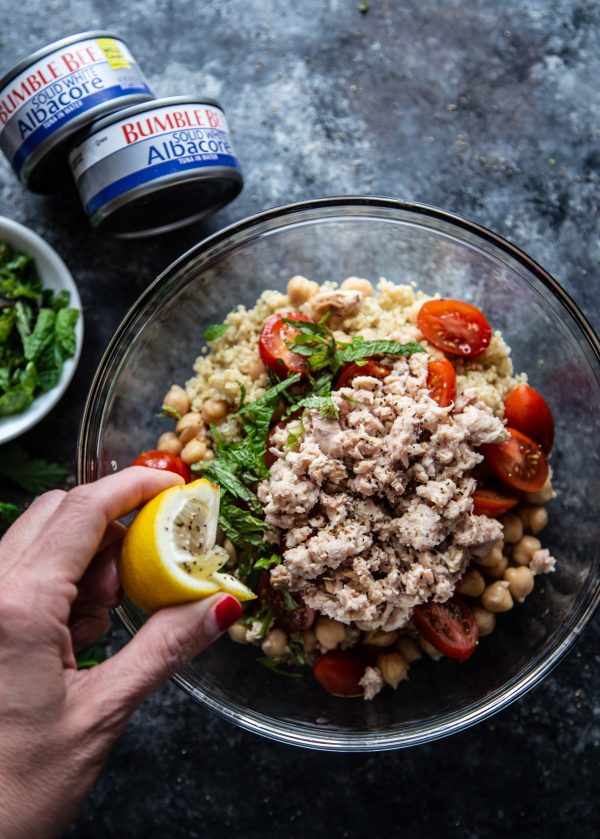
[214,595,243,631]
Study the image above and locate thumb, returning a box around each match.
[87,593,243,720]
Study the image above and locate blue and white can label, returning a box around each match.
[69,100,242,223]
[0,35,153,185]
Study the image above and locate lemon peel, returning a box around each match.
[119,478,255,613]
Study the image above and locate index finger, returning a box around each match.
[23,467,183,583]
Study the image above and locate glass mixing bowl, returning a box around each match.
[78,198,600,751]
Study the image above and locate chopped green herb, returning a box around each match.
[358,0,370,13]
[288,634,306,665]
[253,553,282,572]
[0,442,66,494]
[76,637,108,670]
[286,419,305,448]
[291,394,339,419]
[0,242,79,417]
[157,404,181,421]
[204,322,228,341]
[337,337,424,365]
[282,589,300,611]
[257,657,302,678]
[0,501,20,524]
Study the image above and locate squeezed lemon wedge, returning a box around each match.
[119,478,255,613]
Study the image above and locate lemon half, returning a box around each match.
[119,478,255,613]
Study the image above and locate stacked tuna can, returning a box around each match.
[0,32,243,237]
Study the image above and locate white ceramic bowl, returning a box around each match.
[0,217,83,444]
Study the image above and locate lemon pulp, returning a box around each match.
[119,478,255,613]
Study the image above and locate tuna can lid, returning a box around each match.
[93,168,244,238]
[0,31,124,92]
[74,95,226,138]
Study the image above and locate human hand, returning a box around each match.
[0,467,242,839]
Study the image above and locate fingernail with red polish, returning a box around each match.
[214,595,243,631]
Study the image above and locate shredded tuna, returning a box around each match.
[530,548,557,574]
[360,666,384,700]
[258,352,507,631]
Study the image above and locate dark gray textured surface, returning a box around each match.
[0,1,598,837]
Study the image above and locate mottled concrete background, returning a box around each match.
[0,1,598,837]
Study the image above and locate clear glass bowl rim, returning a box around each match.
[77,196,600,752]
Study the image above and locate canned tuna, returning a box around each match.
[0,31,154,192]
[69,96,243,237]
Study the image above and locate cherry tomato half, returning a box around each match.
[336,359,391,389]
[472,485,520,517]
[417,299,492,357]
[481,427,548,493]
[412,596,479,661]
[313,650,369,696]
[504,384,554,454]
[427,357,456,406]
[258,311,312,377]
[257,572,315,632]
[132,450,191,483]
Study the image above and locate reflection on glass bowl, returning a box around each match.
[77,198,600,752]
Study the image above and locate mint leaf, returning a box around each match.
[257,657,302,678]
[0,442,66,494]
[55,308,79,358]
[0,502,20,524]
[282,589,299,611]
[337,338,424,364]
[23,309,55,361]
[253,554,281,571]
[204,323,228,341]
[292,394,339,419]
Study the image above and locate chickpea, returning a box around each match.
[485,555,509,580]
[157,431,183,455]
[303,629,317,654]
[520,505,548,534]
[228,623,249,644]
[504,566,535,603]
[314,616,346,650]
[513,535,542,566]
[261,628,288,659]
[395,636,422,663]
[500,512,523,544]
[202,398,229,424]
[176,411,204,445]
[340,276,373,297]
[472,606,496,637]
[362,629,399,648]
[524,477,554,505]
[163,384,189,417]
[287,275,319,306]
[248,356,266,380]
[475,543,504,567]
[180,438,206,465]
[377,653,408,689]
[481,580,513,613]
[457,568,485,598]
[420,637,443,660]
[223,538,237,562]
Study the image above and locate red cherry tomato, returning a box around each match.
[504,384,554,454]
[417,299,493,357]
[427,357,456,406]
[481,427,548,493]
[132,450,191,482]
[258,311,312,377]
[336,359,391,389]
[472,485,520,517]
[313,650,369,696]
[256,572,315,632]
[412,596,479,662]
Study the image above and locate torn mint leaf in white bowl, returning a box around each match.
[0,217,83,444]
